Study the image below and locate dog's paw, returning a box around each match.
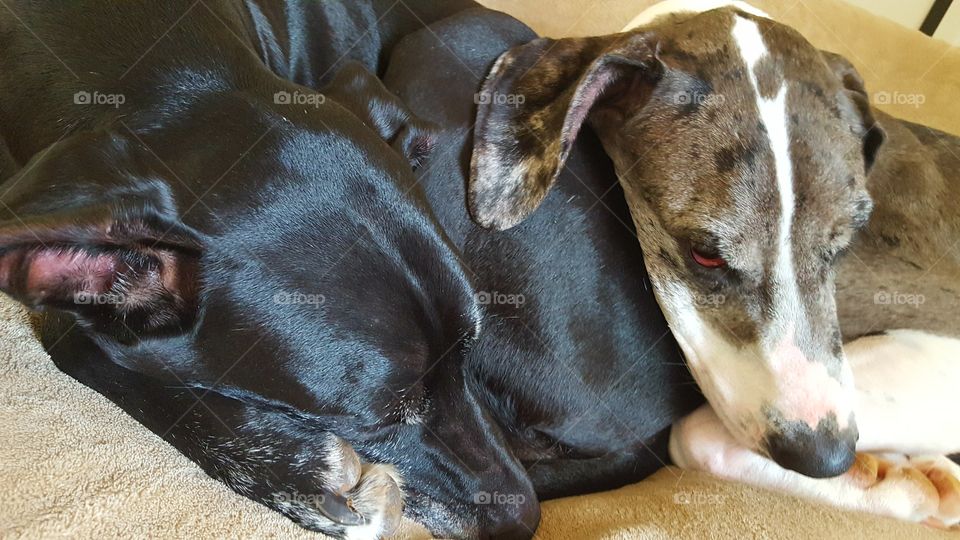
[910,455,960,529]
[275,434,404,539]
[339,463,405,539]
[848,452,960,529]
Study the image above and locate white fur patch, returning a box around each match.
[731,16,802,344]
[654,281,773,446]
[623,0,769,31]
[729,17,847,428]
[848,330,960,455]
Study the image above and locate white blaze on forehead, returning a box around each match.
[623,0,770,31]
[731,16,804,342]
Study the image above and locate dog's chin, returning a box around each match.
[666,331,769,453]
[695,385,770,452]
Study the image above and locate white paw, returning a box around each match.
[848,453,960,529]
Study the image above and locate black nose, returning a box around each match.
[482,495,540,540]
[765,419,859,478]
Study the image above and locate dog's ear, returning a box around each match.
[323,62,438,171]
[469,33,662,230]
[821,51,885,172]
[0,205,203,342]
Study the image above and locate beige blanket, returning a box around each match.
[2,0,958,538]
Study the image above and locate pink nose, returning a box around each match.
[768,330,854,431]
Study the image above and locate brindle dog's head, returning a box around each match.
[469,7,885,478]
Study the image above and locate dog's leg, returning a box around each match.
[846,330,960,455]
[46,317,402,540]
[670,405,960,528]
[670,405,960,527]
[670,330,960,527]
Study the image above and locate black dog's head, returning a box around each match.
[0,61,480,412]
[0,62,542,538]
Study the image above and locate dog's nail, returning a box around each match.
[381,478,404,536]
[925,466,960,518]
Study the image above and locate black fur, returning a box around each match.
[0,1,701,538]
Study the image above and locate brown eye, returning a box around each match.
[691,246,726,268]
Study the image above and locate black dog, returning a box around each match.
[0,1,700,538]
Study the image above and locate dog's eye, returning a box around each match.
[691,245,726,268]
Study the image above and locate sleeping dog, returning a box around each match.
[0,1,698,538]
[0,1,957,539]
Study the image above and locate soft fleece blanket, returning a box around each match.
[2,0,958,538]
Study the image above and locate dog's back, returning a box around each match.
[835,113,960,338]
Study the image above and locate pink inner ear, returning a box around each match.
[561,63,623,159]
[0,246,121,303]
[27,249,119,296]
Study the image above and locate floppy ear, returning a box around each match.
[0,205,203,342]
[820,51,885,172]
[323,61,439,171]
[469,32,663,230]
